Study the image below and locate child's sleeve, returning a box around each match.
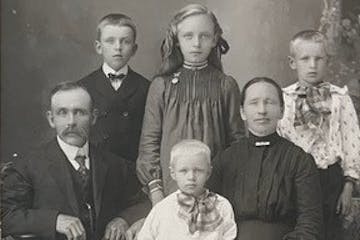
[137,207,158,240]
[136,77,165,192]
[277,91,295,139]
[220,197,237,240]
[222,76,245,144]
[339,93,360,180]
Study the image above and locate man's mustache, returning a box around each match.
[62,127,86,137]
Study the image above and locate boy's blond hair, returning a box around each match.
[289,30,328,57]
[170,139,211,168]
[96,13,137,41]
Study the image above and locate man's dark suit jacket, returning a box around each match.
[78,67,150,162]
[1,139,142,240]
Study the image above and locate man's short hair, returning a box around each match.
[170,139,211,168]
[96,13,137,41]
[289,30,327,57]
[48,82,93,110]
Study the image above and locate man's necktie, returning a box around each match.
[74,154,89,186]
[74,153,94,234]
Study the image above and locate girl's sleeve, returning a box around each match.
[220,197,237,240]
[339,93,360,180]
[223,76,244,145]
[136,77,165,193]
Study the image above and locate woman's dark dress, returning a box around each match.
[208,132,323,240]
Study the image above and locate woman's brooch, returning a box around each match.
[171,72,181,84]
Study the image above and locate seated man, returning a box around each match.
[1,82,141,240]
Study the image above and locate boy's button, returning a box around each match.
[122,112,129,117]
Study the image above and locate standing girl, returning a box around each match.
[136,4,243,206]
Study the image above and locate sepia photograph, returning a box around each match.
[1,0,360,239]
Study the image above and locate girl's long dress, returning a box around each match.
[137,64,243,194]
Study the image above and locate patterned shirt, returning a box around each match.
[137,190,237,240]
[278,82,360,179]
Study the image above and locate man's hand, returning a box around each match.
[336,182,354,216]
[56,214,85,240]
[150,189,164,206]
[103,217,129,240]
[125,218,145,240]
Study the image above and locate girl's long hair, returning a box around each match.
[157,4,229,77]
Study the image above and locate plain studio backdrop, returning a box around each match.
[1,0,323,159]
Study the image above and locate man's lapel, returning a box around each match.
[47,139,79,215]
[90,145,109,218]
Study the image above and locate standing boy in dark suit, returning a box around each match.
[78,14,149,163]
[1,82,141,240]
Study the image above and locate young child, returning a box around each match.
[137,139,237,240]
[277,30,360,239]
[78,14,150,163]
[136,4,244,206]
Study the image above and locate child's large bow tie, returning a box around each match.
[177,190,223,234]
[294,82,331,128]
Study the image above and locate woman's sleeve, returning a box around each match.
[284,153,324,240]
[136,77,165,193]
[223,76,244,145]
[207,150,223,194]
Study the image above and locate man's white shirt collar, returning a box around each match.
[57,136,90,170]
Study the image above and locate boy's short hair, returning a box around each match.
[170,139,211,168]
[96,13,137,41]
[289,30,327,56]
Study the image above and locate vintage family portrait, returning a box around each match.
[1,0,360,239]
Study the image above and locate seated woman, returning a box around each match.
[208,77,323,240]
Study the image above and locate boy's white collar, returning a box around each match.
[102,62,128,77]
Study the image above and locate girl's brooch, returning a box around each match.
[171,72,181,84]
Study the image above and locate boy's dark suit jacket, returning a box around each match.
[1,139,143,240]
[78,67,150,163]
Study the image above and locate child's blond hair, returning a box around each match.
[158,4,229,76]
[170,139,211,168]
[289,30,328,57]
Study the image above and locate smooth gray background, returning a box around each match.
[1,0,323,159]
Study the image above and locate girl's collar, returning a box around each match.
[183,60,208,70]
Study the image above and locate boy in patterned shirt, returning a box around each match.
[278,30,360,240]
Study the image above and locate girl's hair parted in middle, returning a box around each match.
[158,4,230,76]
